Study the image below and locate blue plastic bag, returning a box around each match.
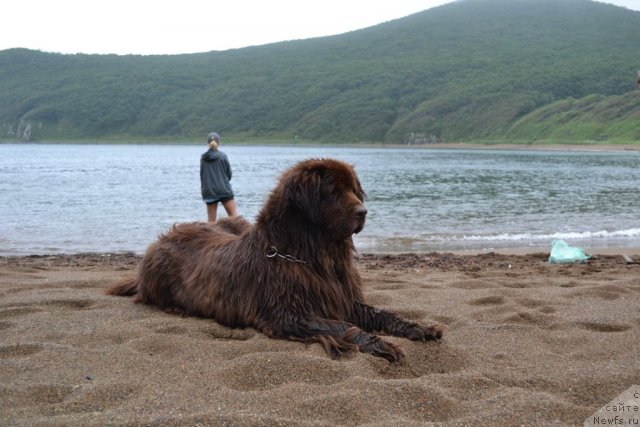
[548,239,591,264]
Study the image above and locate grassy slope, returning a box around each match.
[506,91,640,143]
[1,0,639,144]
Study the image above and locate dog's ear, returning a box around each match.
[282,165,325,223]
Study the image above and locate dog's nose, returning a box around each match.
[354,205,367,219]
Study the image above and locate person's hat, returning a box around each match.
[207,132,220,143]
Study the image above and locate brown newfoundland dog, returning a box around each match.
[107,158,443,362]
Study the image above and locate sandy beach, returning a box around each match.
[1,251,638,426]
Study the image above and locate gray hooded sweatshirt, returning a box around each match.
[200,149,234,201]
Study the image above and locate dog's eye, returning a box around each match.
[354,180,366,201]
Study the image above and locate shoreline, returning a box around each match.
[2,247,638,268]
[2,246,639,258]
[3,139,639,152]
[397,142,640,152]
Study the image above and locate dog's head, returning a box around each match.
[262,158,367,239]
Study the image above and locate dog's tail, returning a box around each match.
[105,277,138,297]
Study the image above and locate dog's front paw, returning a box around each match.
[406,324,445,341]
[361,337,405,363]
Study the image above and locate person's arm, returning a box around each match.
[225,158,232,180]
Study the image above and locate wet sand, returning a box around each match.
[1,251,639,426]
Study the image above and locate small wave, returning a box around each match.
[358,228,640,253]
[459,228,640,242]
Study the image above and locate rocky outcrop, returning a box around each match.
[4,121,32,141]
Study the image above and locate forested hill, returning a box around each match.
[1,0,639,144]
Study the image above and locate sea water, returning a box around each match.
[1,143,638,255]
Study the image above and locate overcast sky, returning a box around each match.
[1,0,639,55]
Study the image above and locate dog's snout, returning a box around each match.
[355,205,367,219]
[352,205,367,235]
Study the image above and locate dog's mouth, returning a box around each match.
[353,222,365,234]
[352,205,367,234]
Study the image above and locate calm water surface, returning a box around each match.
[1,144,638,255]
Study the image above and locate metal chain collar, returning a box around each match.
[265,245,307,264]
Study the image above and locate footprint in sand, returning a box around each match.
[470,305,513,322]
[370,342,469,379]
[217,352,349,391]
[575,321,631,333]
[0,344,42,359]
[42,299,96,310]
[469,295,557,327]
[0,307,42,319]
[504,311,554,327]
[151,324,190,335]
[0,385,73,409]
[10,384,139,416]
[450,280,499,290]
[567,285,632,301]
[372,282,408,291]
[517,298,557,314]
[559,280,580,288]
[201,323,256,341]
[500,282,532,289]
[0,307,45,334]
[293,380,454,425]
[370,274,410,290]
[0,321,12,331]
[467,295,509,322]
[431,315,458,325]
[468,295,506,306]
[129,335,184,356]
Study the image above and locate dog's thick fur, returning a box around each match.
[107,158,443,362]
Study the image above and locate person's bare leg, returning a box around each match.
[221,199,237,217]
[206,203,218,223]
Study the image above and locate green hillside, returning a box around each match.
[507,91,640,143]
[1,0,639,144]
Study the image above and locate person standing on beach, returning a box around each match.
[200,132,237,222]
